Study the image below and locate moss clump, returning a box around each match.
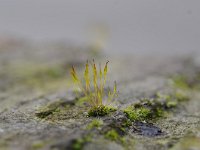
[88,105,116,117]
[71,60,118,117]
[124,91,189,122]
[105,129,120,141]
[86,119,103,130]
[166,101,177,108]
[72,139,84,150]
[71,135,91,150]
[124,106,151,121]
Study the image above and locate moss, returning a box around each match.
[35,99,86,121]
[154,108,165,117]
[71,60,118,117]
[166,101,177,108]
[105,129,120,141]
[156,92,186,109]
[72,139,84,150]
[71,135,92,150]
[88,105,116,117]
[35,107,60,119]
[86,119,103,130]
[35,100,65,119]
[123,90,190,122]
[121,119,132,128]
[123,94,181,122]
[124,106,151,121]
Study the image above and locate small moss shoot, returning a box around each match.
[70,60,118,116]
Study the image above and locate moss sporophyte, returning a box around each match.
[70,60,118,116]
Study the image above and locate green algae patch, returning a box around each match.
[88,105,117,117]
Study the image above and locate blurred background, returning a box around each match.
[0,0,199,55]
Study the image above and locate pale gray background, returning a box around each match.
[0,0,199,55]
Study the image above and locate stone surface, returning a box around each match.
[0,38,200,150]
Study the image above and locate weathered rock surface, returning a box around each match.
[0,38,200,150]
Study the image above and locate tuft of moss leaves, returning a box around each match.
[88,105,116,117]
[70,60,117,116]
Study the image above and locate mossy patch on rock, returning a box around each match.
[123,91,190,122]
[124,106,151,121]
[71,135,92,150]
[88,105,117,117]
[105,129,120,141]
[35,99,86,121]
[86,119,103,130]
[35,100,64,119]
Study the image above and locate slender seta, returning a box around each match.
[70,60,117,109]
